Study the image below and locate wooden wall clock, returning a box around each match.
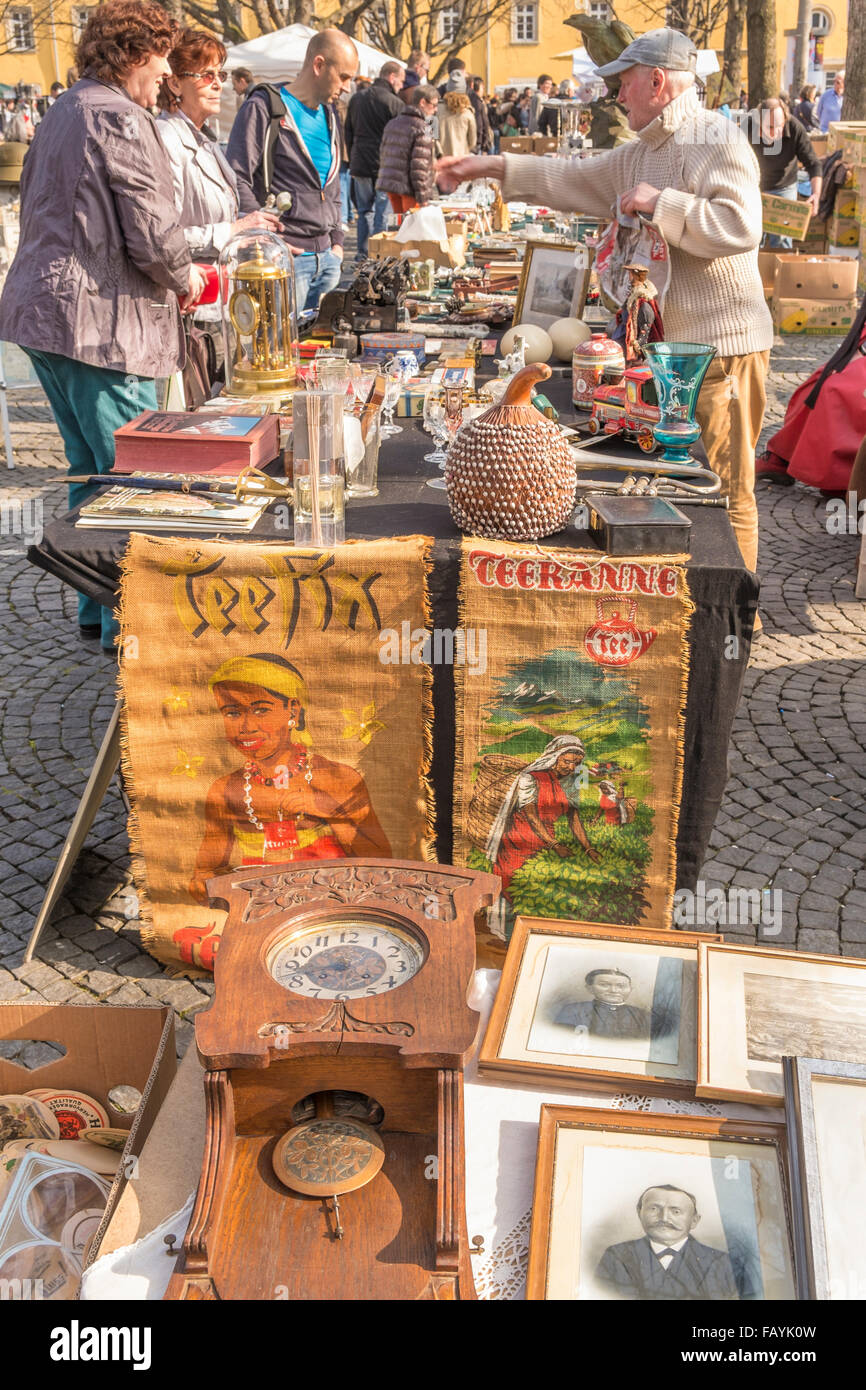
[165,859,499,1302]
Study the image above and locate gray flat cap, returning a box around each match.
[596,27,698,78]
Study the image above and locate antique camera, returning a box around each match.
[313,257,411,341]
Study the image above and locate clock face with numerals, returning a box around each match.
[267,919,425,1000]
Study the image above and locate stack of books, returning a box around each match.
[76,486,272,533]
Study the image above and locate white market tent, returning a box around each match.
[218,24,400,139]
[223,23,399,82]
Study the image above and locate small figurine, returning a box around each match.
[611,263,664,365]
[496,335,526,379]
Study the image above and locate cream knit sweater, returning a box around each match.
[502,87,773,358]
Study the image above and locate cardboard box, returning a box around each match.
[810,134,829,159]
[500,135,533,153]
[771,295,859,334]
[0,1001,176,1270]
[87,1040,205,1270]
[771,253,859,301]
[761,193,811,241]
[758,250,777,297]
[368,230,466,270]
[833,187,860,220]
[828,121,866,165]
[828,211,860,247]
[532,136,559,154]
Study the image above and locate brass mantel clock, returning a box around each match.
[165,859,499,1301]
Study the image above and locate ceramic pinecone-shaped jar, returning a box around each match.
[445,363,576,540]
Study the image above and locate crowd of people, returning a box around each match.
[0,2,849,655]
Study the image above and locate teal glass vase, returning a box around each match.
[644,342,717,465]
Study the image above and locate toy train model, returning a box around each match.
[583,364,661,454]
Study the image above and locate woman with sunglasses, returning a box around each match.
[157,30,279,372]
[0,0,206,653]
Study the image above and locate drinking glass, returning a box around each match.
[291,390,346,545]
[423,391,447,466]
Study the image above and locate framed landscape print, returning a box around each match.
[514,241,592,331]
[527,1106,795,1302]
[783,1056,866,1300]
[698,941,866,1106]
[480,917,718,1096]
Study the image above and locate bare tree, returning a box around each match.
[711,0,747,107]
[636,0,728,49]
[791,0,811,100]
[746,0,776,105]
[330,0,516,81]
[842,0,866,121]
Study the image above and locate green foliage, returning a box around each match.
[508,811,653,926]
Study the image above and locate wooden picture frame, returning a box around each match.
[480,916,718,1097]
[697,940,866,1106]
[783,1055,866,1300]
[514,240,592,330]
[527,1105,795,1301]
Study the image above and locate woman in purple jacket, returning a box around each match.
[0,0,204,651]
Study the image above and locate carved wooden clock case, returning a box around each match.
[165,859,499,1301]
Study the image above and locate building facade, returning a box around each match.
[0,0,848,100]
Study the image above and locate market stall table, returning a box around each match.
[27,372,758,901]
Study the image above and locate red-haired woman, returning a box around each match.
[0,0,205,652]
[156,29,278,315]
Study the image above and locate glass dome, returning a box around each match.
[219,228,299,396]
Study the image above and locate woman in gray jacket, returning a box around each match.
[0,0,205,651]
[156,27,279,336]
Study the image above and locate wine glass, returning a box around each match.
[380,372,402,437]
[423,393,448,489]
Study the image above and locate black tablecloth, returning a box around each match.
[28,372,757,892]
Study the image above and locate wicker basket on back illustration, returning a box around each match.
[465,753,527,853]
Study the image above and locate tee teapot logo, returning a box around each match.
[584,598,657,667]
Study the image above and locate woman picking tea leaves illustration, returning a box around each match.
[485,735,601,927]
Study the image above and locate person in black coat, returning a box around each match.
[376,85,438,214]
[345,60,404,255]
[793,84,819,131]
[597,1185,741,1300]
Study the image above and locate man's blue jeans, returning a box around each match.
[352,176,390,258]
[292,248,343,315]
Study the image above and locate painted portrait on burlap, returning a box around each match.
[119,535,433,970]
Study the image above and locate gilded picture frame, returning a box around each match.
[514,240,592,331]
[480,916,718,1097]
[527,1105,795,1302]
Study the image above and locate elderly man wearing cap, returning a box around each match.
[438,28,772,582]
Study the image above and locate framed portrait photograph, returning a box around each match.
[698,941,866,1106]
[783,1056,866,1300]
[514,241,591,331]
[480,917,718,1096]
[527,1106,795,1302]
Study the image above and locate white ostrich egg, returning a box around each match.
[500,323,553,363]
[548,317,592,361]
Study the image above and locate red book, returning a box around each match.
[113,411,279,476]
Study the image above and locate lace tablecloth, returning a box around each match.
[464,970,775,1300]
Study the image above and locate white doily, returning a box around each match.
[465,970,770,1300]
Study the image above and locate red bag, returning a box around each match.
[760,296,866,493]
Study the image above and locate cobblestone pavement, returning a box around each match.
[0,329,862,1064]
